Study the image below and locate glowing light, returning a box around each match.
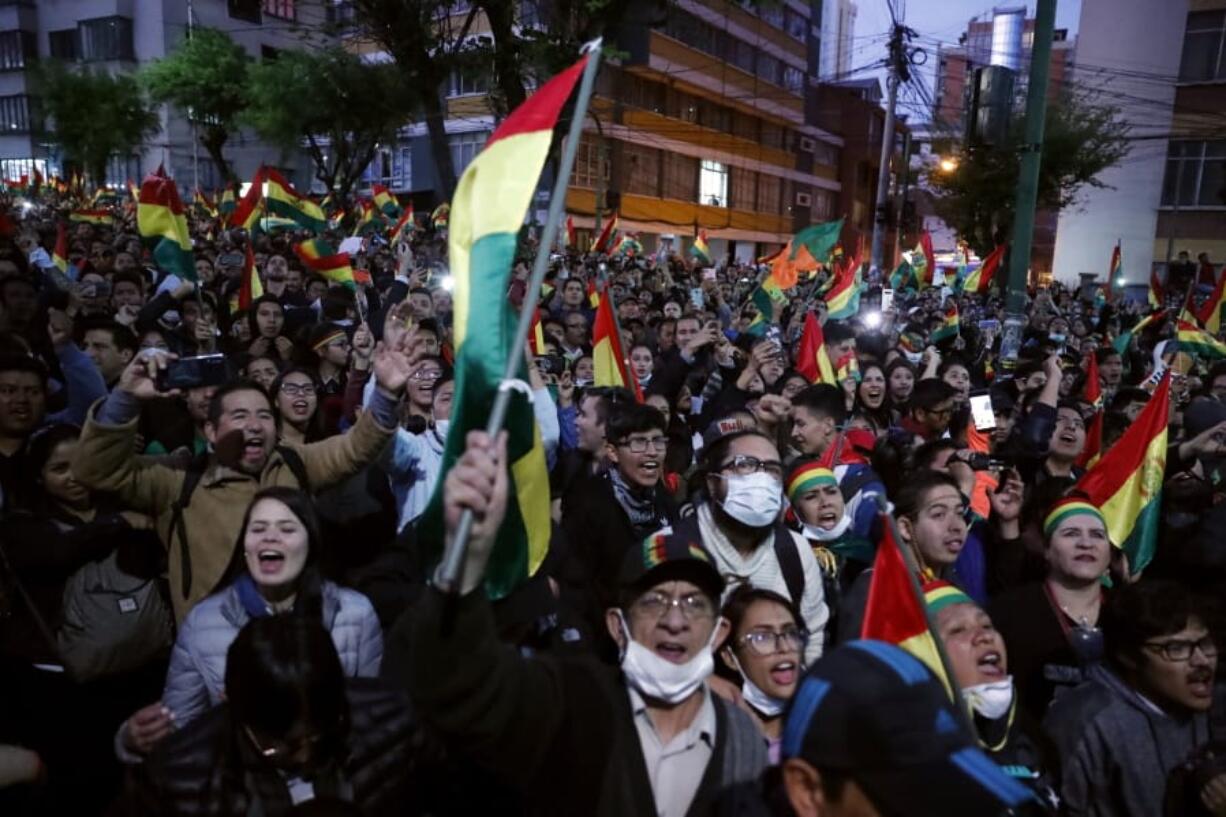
[939,158,959,173]
[439,274,455,292]
[864,311,882,328]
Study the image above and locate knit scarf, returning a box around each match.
[608,469,662,534]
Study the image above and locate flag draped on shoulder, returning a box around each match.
[137,167,195,280]
[861,519,951,693]
[1073,373,1170,572]
[592,284,642,401]
[419,54,591,600]
[796,313,836,385]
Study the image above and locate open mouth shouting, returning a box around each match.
[975,648,1006,679]
[1188,667,1214,700]
[242,433,268,465]
[768,659,798,687]
[254,548,286,577]
[654,639,690,664]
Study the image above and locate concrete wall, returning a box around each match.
[1050,0,1188,285]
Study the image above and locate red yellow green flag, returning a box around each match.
[590,212,618,254]
[294,238,355,290]
[593,284,643,401]
[418,54,591,599]
[1073,373,1170,572]
[796,312,836,385]
[52,223,69,275]
[861,519,951,693]
[1149,268,1164,310]
[1196,270,1226,334]
[389,204,415,247]
[690,229,712,265]
[822,263,862,320]
[586,276,600,309]
[236,243,263,311]
[69,209,114,226]
[929,299,960,343]
[1077,351,1104,469]
[960,244,1004,295]
[430,202,449,231]
[137,167,195,280]
[264,168,326,233]
[1178,319,1226,359]
[371,183,401,219]
[230,168,265,231]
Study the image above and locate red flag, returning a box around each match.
[529,307,546,355]
[919,231,936,286]
[795,313,835,385]
[236,243,263,311]
[592,286,642,401]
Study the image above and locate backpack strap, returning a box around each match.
[274,445,312,495]
[772,524,806,608]
[168,455,209,600]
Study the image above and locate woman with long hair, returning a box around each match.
[271,368,325,445]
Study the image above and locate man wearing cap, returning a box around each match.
[780,640,1043,817]
[391,429,770,817]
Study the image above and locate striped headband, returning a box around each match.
[922,580,974,615]
[786,464,838,502]
[1043,499,1106,537]
[311,328,346,352]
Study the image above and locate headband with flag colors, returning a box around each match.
[1177,319,1226,360]
[137,167,196,281]
[796,312,836,385]
[311,327,347,352]
[294,238,355,290]
[861,516,952,695]
[959,244,1004,295]
[592,283,643,401]
[1043,498,1106,537]
[922,580,975,616]
[786,463,838,502]
[416,53,591,600]
[690,229,712,265]
[1073,372,1170,572]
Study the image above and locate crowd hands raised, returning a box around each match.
[0,198,1225,817]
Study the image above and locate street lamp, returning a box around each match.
[939,157,959,173]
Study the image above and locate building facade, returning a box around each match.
[0,0,327,188]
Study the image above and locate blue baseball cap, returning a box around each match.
[782,640,1040,816]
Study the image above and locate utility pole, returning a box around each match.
[1000,0,1056,366]
[869,25,911,279]
[187,0,199,194]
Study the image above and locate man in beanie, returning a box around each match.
[780,639,1044,816]
[389,429,769,817]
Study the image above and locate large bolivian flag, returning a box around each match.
[264,168,327,233]
[1074,372,1170,572]
[420,53,590,599]
[137,167,195,280]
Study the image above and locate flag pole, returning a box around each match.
[436,38,604,592]
[871,494,979,740]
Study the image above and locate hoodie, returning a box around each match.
[1043,665,1211,817]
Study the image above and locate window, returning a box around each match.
[624,73,665,114]
[785,8,808,41]
[731,111,758,143]
[397,147,413,190]
[728,39,756,74]
[760,122,786,151]
[449,131,488,175]
[760,5,784,29]
[572,135,608,189]
[623,142,660,196]
[0,31,34,71]
[783,66,804,93]
[49,29,78,60]
[79,17,134,62]
[326,1,357,27]
[263,0,295,19]
[0,159,46,181]
[812,188,836,222]
[105,155,142,188]
[662,153,697,202]
[814,141,839,168]
[756,53,783,86]
[729,166,756,210]
[0,95,34,132]
[699,160,728,207]
[696,99,730,132]
[670,89,699,123]
[228,0,262,23]
[757,173,782,214]
[1179,11,1226,82]
[449,69,488,97]
[1162,140,1226,207]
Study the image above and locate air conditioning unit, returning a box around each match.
[795,191,812,207]
[798,136,816,152]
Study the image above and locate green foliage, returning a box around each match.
[142,28,251,182]
[244,47,410,200]
[926,89,1132,256]
[35,62,159,186]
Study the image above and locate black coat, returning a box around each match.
[386,588,770,817]
[135,680,420,817]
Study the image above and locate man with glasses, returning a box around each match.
[681,428,829,664]
[560,312,590,364]
[393,430,769,815]
[903,379,960,442]
[562,403,680,638]
[1045,580,1220,817]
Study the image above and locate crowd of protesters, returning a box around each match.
[0,187,1224,817]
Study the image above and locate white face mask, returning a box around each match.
[616,610,718,704]
[718,472,782,528]
[903,350,923,365]
[432,419,450,439]
[962,676,1015,720]
[575,378,593,388]
[802,513,852,543]
[727,652,789,718]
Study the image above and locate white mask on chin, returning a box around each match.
[727,652,789,718]
[616,610,718,704]
[802,512,852,543]
[962,677,1015,720]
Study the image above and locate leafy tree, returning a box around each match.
[244,47,410,202]
[925,89,1131,256]
[142,28,251,183]
[36,62,160,187]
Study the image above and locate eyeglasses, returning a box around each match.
[632,591,714,621]
[410,369,443,381]
[740,627,807,656]
[1144,636,1218,662]
[565,322,587,330]
[280,383,317,397]
[616,436,668,453]
[924,406,954,419]
[718,455,784,481]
